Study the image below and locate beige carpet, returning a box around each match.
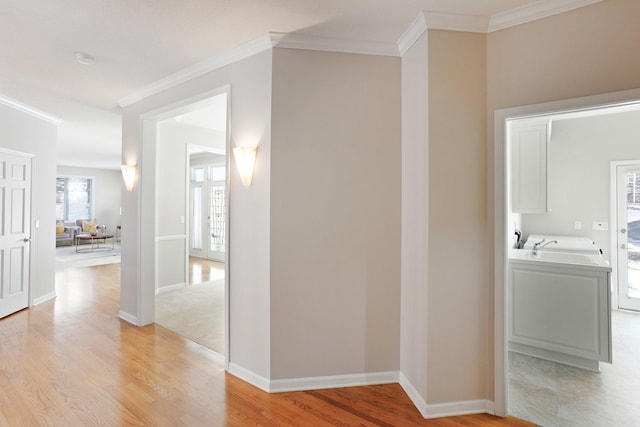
[155,280,225,354]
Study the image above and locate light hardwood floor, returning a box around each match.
[189,256,225,285]
[0,263,535,426]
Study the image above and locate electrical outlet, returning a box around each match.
[574,221,582,230]
[592,221,608,231]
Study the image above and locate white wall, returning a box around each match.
[521,110,640,259]
[400,30,429,410]
[121,50,272,380]
[56,165,121,231]
[270,48,401,380]
[0,102,57,304]
[156,121,188,291]
[155,122,226,291]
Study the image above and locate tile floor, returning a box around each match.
[509,310,640,426]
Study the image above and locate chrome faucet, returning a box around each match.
[532,239,558,255]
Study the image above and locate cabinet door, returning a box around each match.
[511,122,548,214]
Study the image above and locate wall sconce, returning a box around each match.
[233,146,257,187]
[121,164,137,192]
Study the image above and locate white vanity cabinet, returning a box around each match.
[508,250,612,372]
[510,121,549,214]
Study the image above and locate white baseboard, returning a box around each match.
[399,372,429,417]
[228,363,398,394]
[118,310,138,325]
[269,371,399,393]
[155,282,186,295]
[32,291,56,306]
[423,399,494,419]
[399,372,494,419]
[227,364,494,419]
[228,362,271,392]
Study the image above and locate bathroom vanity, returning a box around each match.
[508,249,612,372]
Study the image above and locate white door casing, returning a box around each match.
[0,151,32,319]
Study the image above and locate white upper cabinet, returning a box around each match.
[510,119,550,214]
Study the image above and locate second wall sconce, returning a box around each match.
[233,146,257,187]
[121,164,137,192]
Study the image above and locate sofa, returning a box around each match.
[75,219,106,235]
[56,219,107,246]
[55,221,80,246]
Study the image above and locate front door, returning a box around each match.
[0,151,32,319]
[189,164,226,262]
[617,164,640,311]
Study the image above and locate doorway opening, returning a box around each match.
[152,90,229,358]
[495,88,640,424]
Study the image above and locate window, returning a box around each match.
[627,172,640,204]
[56,177,93,221]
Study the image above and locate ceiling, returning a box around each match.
[0,0,593,170]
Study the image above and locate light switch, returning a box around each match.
[180,216,185,224]
[574,221,581,230]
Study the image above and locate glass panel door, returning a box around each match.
[189,164,226,261]
[618,165,640,311]
[209,183,225,261]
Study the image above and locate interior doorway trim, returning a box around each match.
[493,87,640,417]
[138,85,231,368]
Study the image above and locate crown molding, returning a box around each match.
[0,94,62,124]
[119,31,402,107]
[396,12,427,56]
[271,32,400,57]
[118,33,275,108]
[425,12,490,34]
[489,0,603,32]
[396,0,602,50]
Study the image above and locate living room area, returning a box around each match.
[55,165,122,268]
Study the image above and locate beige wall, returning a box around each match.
[0,104,57,304]
[270,48,402,379]
[121,50,272,378]
[427,30,489,403]
[400,30,429,405]
[488,0,640,112]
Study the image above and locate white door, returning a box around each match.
[0,151,32,319]
[189,165,225,262]
[617,164,640,311]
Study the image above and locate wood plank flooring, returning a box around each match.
[189,256,224,285]
[0,263,536,426]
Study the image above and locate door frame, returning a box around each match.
[140,85,231,367]
[610,160,640,311]
[494,87,640,417]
